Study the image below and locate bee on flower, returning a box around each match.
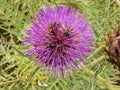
[24,6,95,76]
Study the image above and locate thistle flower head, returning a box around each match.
[106,29,120,70]
[24,6,95,76]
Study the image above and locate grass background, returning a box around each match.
[0,0,120,90]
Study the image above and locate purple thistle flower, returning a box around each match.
[24,5,95,76]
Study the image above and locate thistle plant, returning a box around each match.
[1,0,120,90]
[24,5,95,76]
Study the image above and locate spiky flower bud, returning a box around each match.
[106,29,120,70]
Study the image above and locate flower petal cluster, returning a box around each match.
[24,6,95,76]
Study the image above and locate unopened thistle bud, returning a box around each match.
[106,29,120,70]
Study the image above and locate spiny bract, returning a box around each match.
[106,29,120,71]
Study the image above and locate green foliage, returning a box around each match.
[0,0,120,90]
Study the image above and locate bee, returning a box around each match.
[61,25,70,36]
[49,43,56,49]
[64,31,70,36]
[62,28,70,36]
[49,22,57,35]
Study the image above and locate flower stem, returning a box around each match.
[87,45,105,60]
[87,55,105,68]
[79,44,115,90]
[84,68,114,90]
